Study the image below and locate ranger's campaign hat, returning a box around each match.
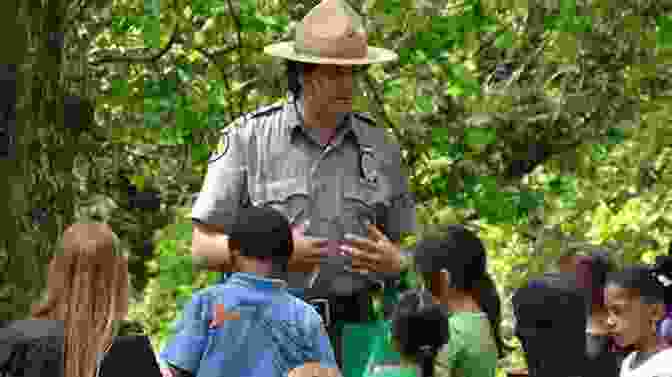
[228,206,294,260]
[264,0,397,65]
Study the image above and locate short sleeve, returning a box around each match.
[159,294,210,375]
[191,121,249,234]
[304,305,338,369]
[382,145,416,243]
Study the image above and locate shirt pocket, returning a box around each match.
[342,180,389,237]
[251,176,311,226]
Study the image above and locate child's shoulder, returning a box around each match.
[275,292,321,321]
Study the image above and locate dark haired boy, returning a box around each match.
[159,206,338,377]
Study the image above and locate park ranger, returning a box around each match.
[190,0,416,371]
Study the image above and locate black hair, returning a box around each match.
[606,258,672,307]
[286,60,302,98]
[391,289,450,377]
[512,273,588,377]
[228,206,294,273]
[575,252,615,313]
[413,225,510,358]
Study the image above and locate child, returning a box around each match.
[362,289,450,377]
[512,272,589,377]
[159,206,338,377]
[604,258,672,377]
[412,225,509,377]
[574,253,625,376]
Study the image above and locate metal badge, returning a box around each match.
[208,131,230,164]
[360,147,379,185]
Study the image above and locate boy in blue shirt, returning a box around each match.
[159,206,338,377]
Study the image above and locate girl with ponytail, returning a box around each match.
[385,289,450,377]
[413,225,510,377]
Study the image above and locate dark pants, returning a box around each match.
[305,291,370,367]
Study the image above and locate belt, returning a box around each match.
[306,289,376,328]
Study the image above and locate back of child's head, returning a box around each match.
[228,206,294,271]
[512,272,588,377]
[413,224,509,358]
[391,289,450,377]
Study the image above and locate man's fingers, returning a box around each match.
[343,234,377,253]
[367,224,389,242]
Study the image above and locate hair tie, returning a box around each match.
[652,270,672,288]
[418,345,433,355]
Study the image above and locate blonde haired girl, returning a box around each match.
[31,222,129,377]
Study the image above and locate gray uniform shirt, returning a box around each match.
[192,100,416,295]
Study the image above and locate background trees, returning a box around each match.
[4,0,671,373]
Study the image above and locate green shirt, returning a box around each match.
[434,312,498,377]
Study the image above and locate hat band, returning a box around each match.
[294,33,368,60]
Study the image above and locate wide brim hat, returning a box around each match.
[264,0,398,65]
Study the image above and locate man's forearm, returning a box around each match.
[191,230,232,271]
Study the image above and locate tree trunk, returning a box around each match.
[0,0,76,322]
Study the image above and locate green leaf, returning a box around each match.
[384,78,403,98]
[192,144,210,163]
[143,15,161,50]
[464,127,496,146]
[494,30,514,49]
[415,96,433,113]
[111,78,130,97]
[657,15,672,48]
[445,85,464,97]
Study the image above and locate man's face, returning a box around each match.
[304,64,354,114]
[605,283,658,348]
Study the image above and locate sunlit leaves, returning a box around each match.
[464,127,496,147]
[657,15,672,48]
[494,30,515,49]
[143,0,161,49]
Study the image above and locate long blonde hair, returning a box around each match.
[31,223,129,377]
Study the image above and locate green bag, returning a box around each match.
[360,321,416,377]
[342,320,415,377]
[342,272,413,377]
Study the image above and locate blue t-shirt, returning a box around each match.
[159,273,337,377]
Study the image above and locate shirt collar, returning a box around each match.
[284,101,366,144]
[228,272,288,291]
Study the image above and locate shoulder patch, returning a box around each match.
[248,103,284,119]
[353,112,376,125]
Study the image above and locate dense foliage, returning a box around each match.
[6,0,672,374]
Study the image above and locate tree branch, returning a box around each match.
[90,24,179,66]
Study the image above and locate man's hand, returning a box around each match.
[339,224,403,275]
[288,221,330,273]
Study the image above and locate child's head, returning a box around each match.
[391,289,450,377]
[228,206,294,277]
[605,260,672,350]
[413,224,508,358]
[512,273,588,377]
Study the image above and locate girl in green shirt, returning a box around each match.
[413,225,511,377]
[366,289,450,377]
